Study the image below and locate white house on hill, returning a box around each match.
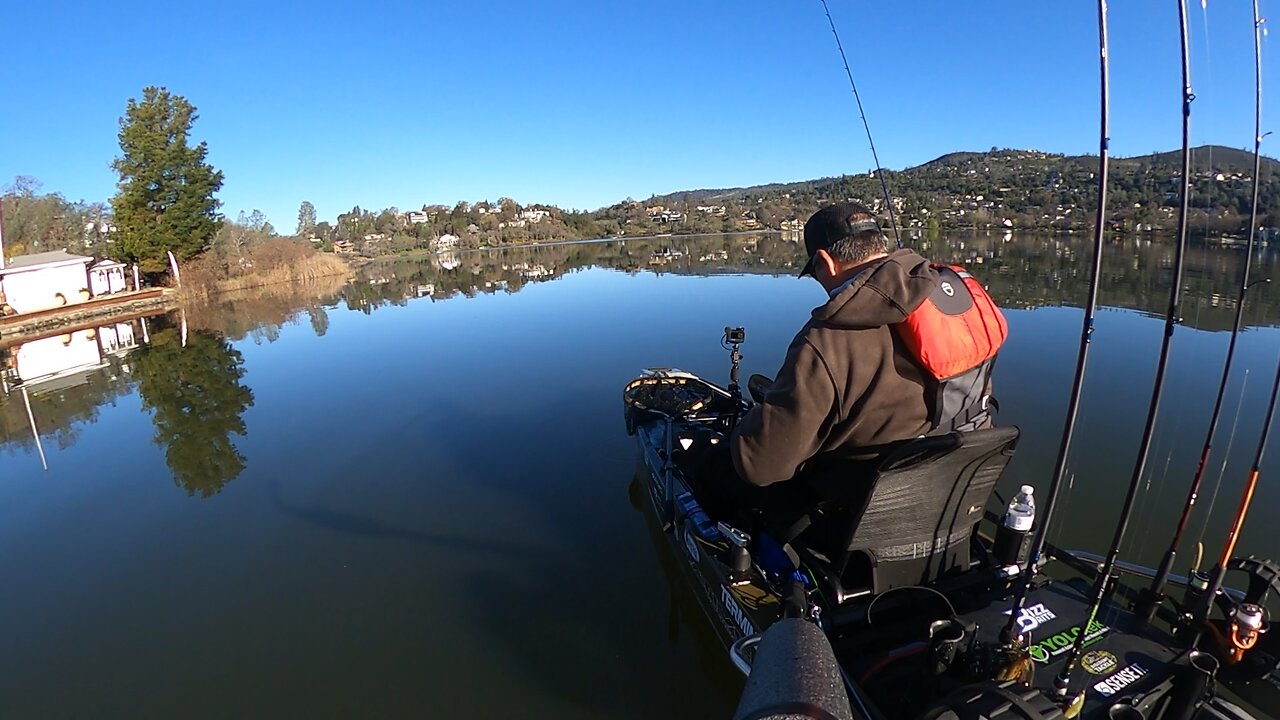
[0,251,94,314]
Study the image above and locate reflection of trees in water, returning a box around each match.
[182,273,348,342]
[307,306,330,337]
[133,328,255,498]
[343,234,1280,331]
[930,236,1280,331]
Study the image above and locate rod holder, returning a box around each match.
[1162,651,1218,720]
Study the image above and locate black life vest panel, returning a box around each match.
[894,265,1008,434]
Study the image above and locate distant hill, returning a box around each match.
[609,144,1280,240]
[652,179,826,205]
[652,145,1280,206]
[918,151,998,168]
[1122,144,1280,173]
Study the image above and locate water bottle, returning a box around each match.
[994,485,1035,570]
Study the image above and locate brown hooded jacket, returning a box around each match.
[730,248,940,486]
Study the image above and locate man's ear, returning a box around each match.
[815,248,839,277]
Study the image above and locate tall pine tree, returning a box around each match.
[296,200,317,237]
[111,87,224,274]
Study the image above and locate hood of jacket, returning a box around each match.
[812,249,938,329]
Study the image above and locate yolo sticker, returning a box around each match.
[1004,603,1056,633]
[1093,664,1148,696]
[1029,619,1110,663]
[1082,650,1119,675]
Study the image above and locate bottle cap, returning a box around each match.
[1020,484,1035,496]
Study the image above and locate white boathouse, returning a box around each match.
[0,251,94,314]
[89,259,128,296]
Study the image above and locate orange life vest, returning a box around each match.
[894,265,1008,433]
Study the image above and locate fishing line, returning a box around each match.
[1197,346,1280,629]
[1139,0,1268,620]
[1056,0,1196,698]
[1135,290,1203,559]
[818,0,902,248]
[1048,471,1078,551]
[1201,0,1212,240]
[1193,369,1250,551]
[999,0,1111,649]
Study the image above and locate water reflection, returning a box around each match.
[340,233,1280,331]
[182,272,348,342]
[0,319,146,460]
[2,313,256,497]
[132,326,254,498]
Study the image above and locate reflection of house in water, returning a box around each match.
[437,252,461,271]
[649,248,683,265]
[1,316,151,469]
[2,321,142,391]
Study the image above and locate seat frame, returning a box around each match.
[793,426,1021,601]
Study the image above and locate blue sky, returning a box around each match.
[2,0,1275,231]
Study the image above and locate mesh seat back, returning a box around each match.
[836,426,1020,593]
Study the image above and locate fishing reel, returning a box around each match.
[1226,603,1269,663]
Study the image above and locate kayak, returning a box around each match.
[623,367,1279,720]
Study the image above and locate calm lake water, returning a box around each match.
[2,232,1280,718]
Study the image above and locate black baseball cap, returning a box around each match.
[799,202,883,277]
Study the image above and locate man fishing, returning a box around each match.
[694,202,1007,525]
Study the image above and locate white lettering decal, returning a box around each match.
[1093,664,1149,697]
[721,585,755,638]
[1004,603,1057,633]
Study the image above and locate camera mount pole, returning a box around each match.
[725,327,745,400]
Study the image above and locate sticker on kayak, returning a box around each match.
[721,585,755,638]
[1082,650,1119,675]
[682,525,699,564]
[1029,619,1110,663]
[1093,664,1148,696]
[1003,602,1056,633]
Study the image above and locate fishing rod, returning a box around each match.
[1055,0,1195,702]
[1196,349,1280,628]
[1140,0,1268,625]
[998,0,1111,649]
[819,0,902,248]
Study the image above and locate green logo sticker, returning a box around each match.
[1029,619,1111,664]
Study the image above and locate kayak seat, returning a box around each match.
[795,426,1020,599]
